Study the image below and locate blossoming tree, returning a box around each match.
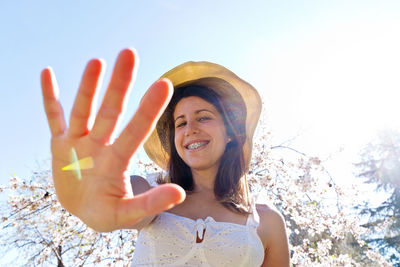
[0,119,392,266]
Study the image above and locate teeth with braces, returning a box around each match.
[187,142,207,150]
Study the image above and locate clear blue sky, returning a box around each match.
[1,0,400,188]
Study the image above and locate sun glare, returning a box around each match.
[245,20,400,156]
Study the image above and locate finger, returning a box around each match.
[112,78,173,161]
[68,59,105,137]
[90,48,137,144]
[41,67,67,136]
[117,184,186,228]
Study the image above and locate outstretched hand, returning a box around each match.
[41,48,185,232]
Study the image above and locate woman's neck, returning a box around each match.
[190,167,218,194]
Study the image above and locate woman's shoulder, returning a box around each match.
[130,175,152,195]
[255,203,290,266]
[255,203,284,223]
[130,175,155,195]
[255,202,287,249]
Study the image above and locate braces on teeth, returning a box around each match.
[188,143,206,149]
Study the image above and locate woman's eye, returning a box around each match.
[198,116,211,122]
[176,122,186,128]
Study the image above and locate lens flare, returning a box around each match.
[61,148,94,180]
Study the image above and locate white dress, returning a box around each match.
[130,197,265,266]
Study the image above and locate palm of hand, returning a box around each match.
[41,49,185,232]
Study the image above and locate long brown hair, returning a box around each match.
[157,84,251,214]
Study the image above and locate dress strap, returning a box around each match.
[246,194,260,228]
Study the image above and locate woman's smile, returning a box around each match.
[185,140,210,150]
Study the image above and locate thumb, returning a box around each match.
[117,184,186,228]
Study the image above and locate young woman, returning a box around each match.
[41,48,289,266]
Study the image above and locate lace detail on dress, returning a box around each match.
[131,196,264,266]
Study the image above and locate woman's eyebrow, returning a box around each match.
[174,109,215,122]
[195,109,214,115]
[174,115,184,122]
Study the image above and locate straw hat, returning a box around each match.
[143,61,262,170]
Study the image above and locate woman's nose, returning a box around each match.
[185,120,199,136]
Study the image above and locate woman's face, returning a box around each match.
[173,96,230,171]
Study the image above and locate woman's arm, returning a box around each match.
[41,48,185,232]
[257,204,290,267]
